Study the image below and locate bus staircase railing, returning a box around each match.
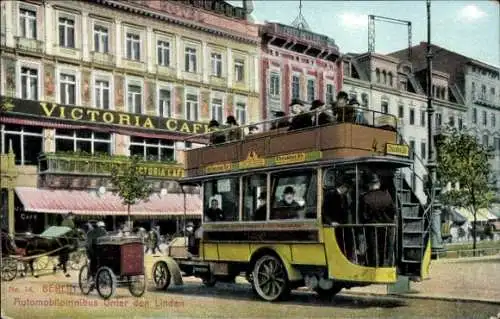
[394,134,436,283]
[334,224,397,269]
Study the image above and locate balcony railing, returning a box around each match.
[91,51,115,66]
[14,37,44,54]
[38,152,183,179]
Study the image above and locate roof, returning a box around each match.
[15,187,202,217]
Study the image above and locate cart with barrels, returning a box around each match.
[78,236,146,299]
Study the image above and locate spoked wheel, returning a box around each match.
[152,261,171,290]
[70,250,87,271]
[1,257,18,281]
[96,266,116,300]
[128,271,147,297]
[31,250,49,272]
[252,254,290,301]
[78,264,94,295]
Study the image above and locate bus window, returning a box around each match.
[242,174,267,221]
[322,167,356,225]
[270,170,317,220]
[203,178,239,222]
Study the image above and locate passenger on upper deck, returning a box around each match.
[272,186,302,219]
[270,111,289,130]
[310,99,332,126]
[254,191,267,221]
[248,124,259,135]
[289,99,312,131]
[226,116,242,142]
[206,198,225,222]
[332,91,356,123]
[208,120,226,145]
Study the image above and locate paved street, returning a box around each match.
[1,254,500,319]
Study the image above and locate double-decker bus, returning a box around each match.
[152,107,433,302]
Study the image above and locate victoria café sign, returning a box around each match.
[0,96,213,134]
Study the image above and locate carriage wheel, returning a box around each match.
[78,264,94,295]
[96,266,116,300]
[31,250,49,272]
[1,257,18,281]
[128,270,147,297]
[70,250,87,271]
[252,254,290,302]
[202,274,217,287]
[152,261,171,290]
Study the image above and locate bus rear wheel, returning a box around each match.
[252,254,290,301]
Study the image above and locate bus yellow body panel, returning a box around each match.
[421,240,432,280]
[322,227,397,283]
[202,243,218,260]
[290,244,327,265]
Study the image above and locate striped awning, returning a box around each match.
[15,187,202,217]
[454,207,496,222]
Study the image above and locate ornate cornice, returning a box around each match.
[93,0,259,45]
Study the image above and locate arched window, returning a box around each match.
[382,70,387,84]
[388,72,393,86]
[375,68,380,83]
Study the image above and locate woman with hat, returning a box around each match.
[226,115,242,142]
[310,99,332,126]
[270,111,289,130]
[289,99,312,131]
[208,119,226,144]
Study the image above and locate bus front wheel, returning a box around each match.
[252,254,290,302]
[314,284,343,299]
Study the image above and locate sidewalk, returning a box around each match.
[344,255,500,304]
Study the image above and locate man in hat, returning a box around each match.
[310,99,332,126]
[359,172,396,266]
[289,99,312,131]
[226,115,242,142]
[208,119,225,144]
[55,212,75,277]
[247,124,259,135]
[322,175,353,225]
[186,222,199,256]
[273,186,302,219]
[205,198,225,222]
[86,221,107,279]
[270,111,289,130]
[254,191,267,221]
[61,212,75,229]
[333,91,355,123]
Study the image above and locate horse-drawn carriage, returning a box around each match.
[78,235,146,300]
[1,226,83,281]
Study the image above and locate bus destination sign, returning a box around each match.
[385,143,410,157]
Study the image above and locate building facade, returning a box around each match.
[390,42,500,200]
[0,0,260,233]
[259,22,342,119]
[342,52,467,202]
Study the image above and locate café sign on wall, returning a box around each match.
[0,96,213,135]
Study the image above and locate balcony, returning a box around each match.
[56,45,81,60]
[123,59,146,72]
[38,152,184,180]
[209,75,226,87]
[91,51,115,66]
[14,36,44,54]
[156,65,176,78]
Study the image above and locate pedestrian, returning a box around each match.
[86,221,107,280]
[153,225,162,254]
[55,212,75,277]
[226,115,242,141]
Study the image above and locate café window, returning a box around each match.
[482,110,487,126]
[21,67,38,100]
[458,117,463,130]
[436,113,442,128]
[380,100,389,114]
[269,72,280,96]
[494,137,500,151]
[234,59,245,82]
[19,8,37,39]
[127,84,142,114]
[270,169,317,220]
[157,40,170,67]
[398,105,404,119]
[242,174,267,221]
[126,33,141,61]
[211,52,222,77]
[0,124,43,165]
[185,47,197,73]
[420,110,426,127]
[361,93,369,108]
[307,79,315,102]
[158,88,172,117]
[291,75,300,100]
[55,129,111,154]
[482,135,489,147]
[94,79,110,110]
[409,109,415,125]
[211,98,223,123]
[129,137,175,162]
[203,178,239,222]
[58,17,75,48]
[492,114,496,128]
[326,84,335,104]
[185,93,199,121]
[59,73,76,105]
[472,108,477,124]
[421,142,426,160]
[449,116,455,127]
[93,25,109,53]
[235,102,247,125]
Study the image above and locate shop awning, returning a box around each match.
[453,207,496,222]
[15,187,202,217]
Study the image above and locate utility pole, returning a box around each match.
[426,0,443,253]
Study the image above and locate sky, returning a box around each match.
[229,0,500,67]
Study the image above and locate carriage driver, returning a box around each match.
[86,221,107,279]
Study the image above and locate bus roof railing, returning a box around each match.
[181,105,399,145]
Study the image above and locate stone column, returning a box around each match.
[226,48,233,88]
[43,128,56,152]
[202,40,209,83]
[253,54,259,94]
[115,19,122,67]
[115,134,130,156]
[44,1,53,55]
[82,12,89,61]
[146,26,154,73]
[176,34,182,78]
[5,0,14,48]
